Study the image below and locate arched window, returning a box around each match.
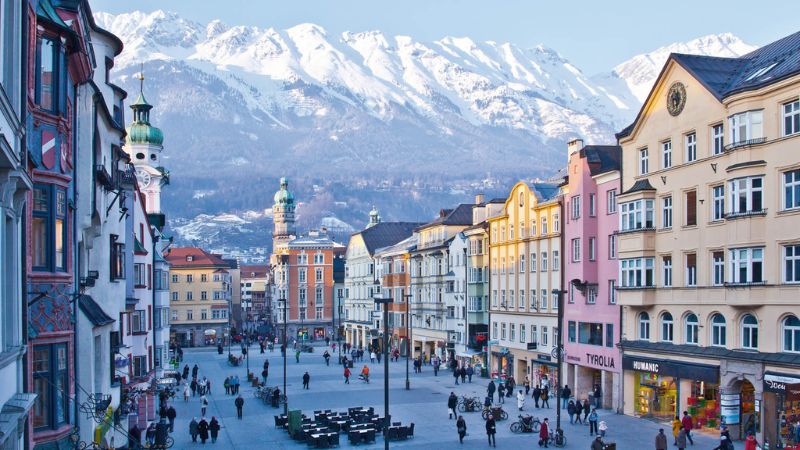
[741,314,758,350]
[519,191,525,207]
[660,312,674,342]
[638,312,650,340]
[711,314,726,347]
[685,314,699,345]
[783,315,800,353]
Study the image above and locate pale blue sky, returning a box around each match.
[92,0,800,73]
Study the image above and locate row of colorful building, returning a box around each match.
[258,29,800,447]
[0,1,172,448]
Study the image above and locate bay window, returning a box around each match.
[729,110,763,145]
[36,37,57,111]
[728,176,763,215]
[32,184,67,272]
[620,199,654,231]
[729,247,764,284]
[32,344,69,430]
[620,257,654,288]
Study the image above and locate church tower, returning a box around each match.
[272,177,296,250]
[126,70,168,229]
[367,206,381,228]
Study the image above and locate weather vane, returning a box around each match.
[138,62,144,93]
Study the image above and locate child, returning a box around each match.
[598,420,608,438]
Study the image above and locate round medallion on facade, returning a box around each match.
[666,82,686,116]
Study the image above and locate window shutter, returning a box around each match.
[686,190,697,226]
[147,305,152,330]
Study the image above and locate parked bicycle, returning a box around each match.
[545,428,567,448]
[457,395,481,412]
[482,405,508,421]
[510,414,541,433]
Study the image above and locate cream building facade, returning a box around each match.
[616,31,800,444]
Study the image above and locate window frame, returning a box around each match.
[782,169,800,211]
[32,184,67,272]
[661,255,672,287]
[729,110,764,145]
[620,257,655,288]
[728,247,764,284]
[685,314,699,345]
[783,99,800,137]
[712,124,724,155]
[32,343,70,430]
[638,312,650,341]
[661,196,672,229]
[712,185,725,221]
[639,147,649,175]
[728,176,764,215]
[35,36,59,112]
[710,314,727,347]
[784,244,800,284]
[661,140,672,169]
[620,199,655,231]
[783,315,800,353]
[660,312,674,343]
[685,132,697,162]
[741,314,758,350]
[607,189,617,214]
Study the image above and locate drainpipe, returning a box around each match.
[486,223,492,378]
[20,5,31,449]
[72,82,81,434]
[152,234,158,375]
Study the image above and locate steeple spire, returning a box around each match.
[138,62,144,94]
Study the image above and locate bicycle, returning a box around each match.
[457,396,481,412]
[510,414,541,433]
[545,429,566,448]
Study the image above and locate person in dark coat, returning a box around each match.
[209,417,221,443]
[582,399,591,423]
[189,417,199,442]
[485,414,497,447]
[198,418,209,444]
[183,365,190,380]
[567,400,576,424]
[532,385,542,408]
[456,415,467,444]
[155,418,169,447]
[190,379,198,396]
[497,382,505,403]
[506,376,515,397]
[192,364,199,378]
[448,392,458,419]
[302,372,310,389]
[206,378,212,395]
[575,400,584,424]
[145,423,156,446]
[167,405,177,432]
[453,366,460,385]
[129,424,141,448]
[235,395,244,419]
[487,380,496,403]
[561,385,571,409]
[459,367,466,383]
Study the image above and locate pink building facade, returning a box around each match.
[562,139,622,411]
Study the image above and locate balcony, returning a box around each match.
[94,164,114,190]
[118,168,137,190]
[724,209,767,220]
[617,228,656,255]
[616,286,657,306]
[724,137,767,152]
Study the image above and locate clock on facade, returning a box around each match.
[666,82,686,116]
[135,168,151,188]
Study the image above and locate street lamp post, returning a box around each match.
[374,295,393,450]
[552,288,566,438]
[337,292,343,361]
[279,297,288,416]
[403,293,412,390]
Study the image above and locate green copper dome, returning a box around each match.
[273,177,295,205]
[126,91,164,146]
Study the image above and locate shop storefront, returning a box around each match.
[491,349,513,379]
[762,373,800,447]
[624,356,719,424]
[531,354,557,393]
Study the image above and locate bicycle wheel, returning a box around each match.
[555,435,566,448]
[509,422,521,434]
[166,436,175,448]
[481,410,489,420]
[500,411,508,420]
[532,420,541,433]
[457,403,466,413]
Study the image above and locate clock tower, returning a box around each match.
[126,71,168,225]
[272,177,296,251]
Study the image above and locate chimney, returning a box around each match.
[474,193,485,205]
[567,138,584,160]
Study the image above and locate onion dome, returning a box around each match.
[126,73,164,146]
[273,177,295,205]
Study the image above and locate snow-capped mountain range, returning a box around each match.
[93,10,756,247]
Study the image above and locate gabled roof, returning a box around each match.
[374,234,418,257]
[531,183,560,202]
[164,247,229,268]
[356,222,424,255]
[618,30,800,140]
[417,204,473,231]
[622,179,656,195]
[580,145,622,176]
[78,295,114,327]
[241,264,270,278]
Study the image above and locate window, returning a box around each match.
[608,235,616,259]
[661,196,672,228]
[685,190,697,226]
[785,244,800,283]
[638,313,650,340]
[299,288,307,306]
[131,310,146,332]
[552,292,558,310]
[492,322,498,339]
[685,314,699,345]
[314,253,324,264]
[297,254,308,265]
[299,268,307,283]
[662,255,672,287]
[530,290,537,310]
[171,292,178,301]
[741,314,758,350]
[541,326,548,346]
[620,199,654,231]
[186,291,192,301]
[132,355,148,378]
[316,307,324,319]
[212,309,227,320]
[541,217,548,235]
[134,263,146,287]
[571,239,581,262]
[315,287,323,302]
[685,133,696,162]
[728,176,763,215]
[171,310,178,321]
[661,140,672,169]
[571,195,581,219]
[587,287,597,304]
[36,37,57,111]
[729,110,763,145]
[519,255,525,273]
[712,251,725,286]
[315,268,323,282]
[32,185,67,271]
[712,185,725,221]
[520,324,526,343]
[784,170,800,210]
[201,274,208,282]
[620,258,655,288]
[607,189,617,214]
[784,100,800,136]
[541,252,548,271]
[608,280,616,304]
[639,147,649,175]
[712,124,724,155]
[685,253,697,287]
[783,316,800,353]
[519,290,525,310]
[661,313,674,342]
[729,247,764,284]
[540,289,548,310]
[530,253,537,272]
[588,238,596,261]
[172,274,178,283]
[530,220,536,236]
[589,194,596,216]
[578,322,603,345]
[200,291,207,300]
[553,251,559,270]
[186,274,193,283]
[501,323,506,340]
[200,309,209,320]
[605,324,614,348]
[711,314,726,347]
[567,322,576,343]
[510,324,516,342]
[32,344,69,429]
[553,213,560,232]
[530,325,538,344]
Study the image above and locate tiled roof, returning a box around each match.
[357,222,423,255]
[374,234,418,257]
[164,247,229,267]
[618,30,800,139]
[532,183,560,202]
[622,178,656,195]
[222,258,239,269]
[241,264,270,278]
[79,295,114,327]
[418,203,473,230]
[580,145,622,176]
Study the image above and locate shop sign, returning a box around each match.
[622,356,718,382]
[586,353,615,369]
[537,354,552,362]
[763,373,800,393]
[720,393,740,425]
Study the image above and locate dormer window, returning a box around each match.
[186,256,193,262]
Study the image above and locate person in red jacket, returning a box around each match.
[744,433,758,450]
[681,411,694,445]
[539,417,550,448]
[343,366,351,384]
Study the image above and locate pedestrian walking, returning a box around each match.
[598,420,607,438]
[189,417,199,442]
[453,367,460,385]
[192,364,199,379]
[370,351,376,363]
[376,351,381,363]
[681,411,694,445]
[129,424,141,449]
[302,371,310,389]
[656,428,667,450]
[744,434,758,450]
[200,394,208,417]
[344,366,351,384]
[233,375,240,394]
[191,379,198,397]
[560,384,571,409]
[567,400,576,424]
[460,366,466,383]
[448,392,458,419]
[485,414,497,447]
[224,377,230,395]
[209,417,220,443]
[594,384,602,409]
[516,390,525,411]
[296,349,301,363]
[583,399,591,423]
[497,382,504,402]
[532,385,541,408]
[575,400,584,424]
[540,388,550,408]
[198,417,209,444]
[506,376,515,397]
[456,415,467,444]
[183,364,189,380]
[467,365,474,383]
[323,350,331,366]
[433,359,439,376]
[487,380,496,403]
[524,377,530,395]
[676,428,687,450]
[588,408,599,435]
[262,368,269,384]
[145,422,156,446]
[167,405,177,432]
[155,418,169,448]
[206,378,211,395]
[539,417,550,448]
[184,383,190,402]
[235,395,244,419]
[671,415,682,445]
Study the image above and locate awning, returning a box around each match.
[0,393,37,445]
[78,295,115,327]
[457,349,482,358]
